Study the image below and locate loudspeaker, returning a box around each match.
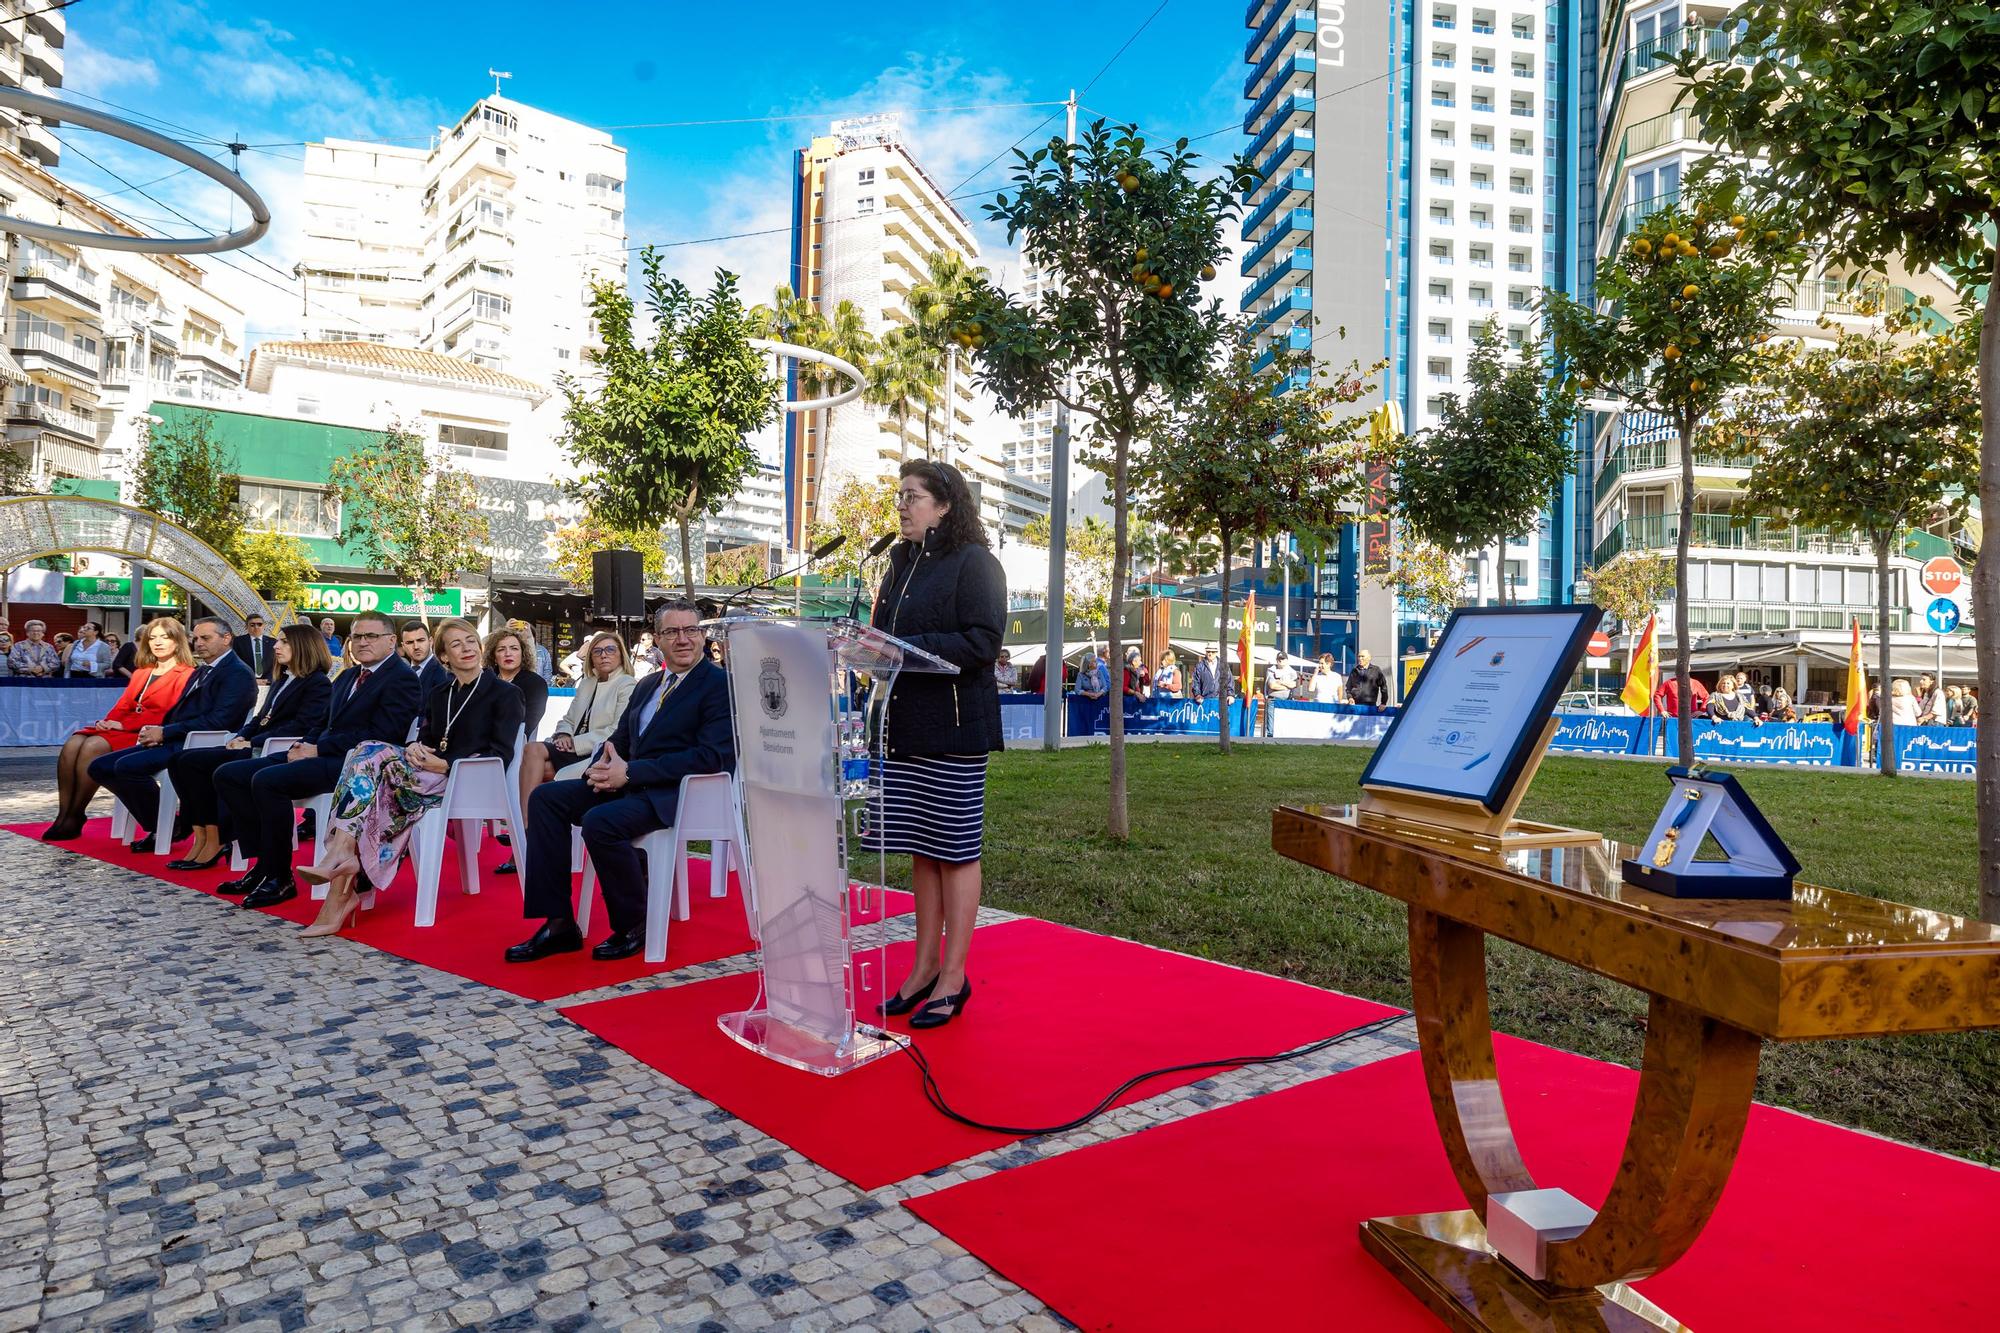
[592,549,644,620]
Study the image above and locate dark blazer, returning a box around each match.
[230,634,280,682]
[501,669,549,737]
[420,669,525,767]
[310,653,423,758]
[239,669,332,744]
[159,651,258,743]
[870,530,1006,758]
[415,654,451,701]
[603,658,735,822]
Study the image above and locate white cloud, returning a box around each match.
[65,33,159,92]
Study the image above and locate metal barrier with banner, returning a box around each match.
[1548,713,1649,755]
[0,680,124,746]
[1896,726,1978,774]
[999,691,1045,743]
[1064,694,1249,737]
[1268,698,1396,742]
[1690,719,1853,766]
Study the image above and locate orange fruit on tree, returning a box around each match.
[1157,283,1175,298]
[1663,344,1682,359]
[1201,264,1217,281]
[1682,284,1699,299]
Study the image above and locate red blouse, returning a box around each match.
[82,662,195,747]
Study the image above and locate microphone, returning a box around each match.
[846,533,900,621]
[714,535,848,619]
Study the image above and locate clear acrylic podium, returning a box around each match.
[707,615,957,1076]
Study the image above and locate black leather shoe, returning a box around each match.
[591,926,646,962]
[505,918,584,963]
[241,878,299,909]
[494,858,517,875]
[127,834,155,854]
[909,980,973,1030]
[878,973,939,1017]
[216,871,265,896]
[166,850,226,871]
[296,812,316,840]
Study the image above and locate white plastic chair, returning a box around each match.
[228,736,302,873]
[576,772,755,962]
[410,726,528,927]
[110,730,232,855]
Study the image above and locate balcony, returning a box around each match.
[13,329,99,376]
[8,397,95,440]
[1246,129,1314,191]
[1240,248,1314,309]
[1592,438,1747,505]
[1251,326,1312,374]
[1246,54,1315,126]
[1685,602,1910,634]
[1246,13,1316,95]
[1604,25,1749,133]
[12,267,100,317]
[1240,207,1312,264]
[1244,94,1313,161]
[1773,278,1953,334]
[1243,169,1314,231]
[1249,286,1313,337]
[1591,513,1867,565]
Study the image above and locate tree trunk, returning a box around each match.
[1973,244,1999,923]
[1106,430,1132,840]
[678,515,696,601]
[1875,534,1896,778]
[1674,420,1696,767]
[1217,524,1233,755]
[1494,538,1509,606]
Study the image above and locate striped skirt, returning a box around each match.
[862,753,989,864]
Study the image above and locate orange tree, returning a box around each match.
[1541,180,1806,764]
[1728,307,1980,776]
[1135,325,1381,752]
[953,120,1248,838]
[1676,0,2000,916]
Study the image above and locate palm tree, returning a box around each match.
[907,251,982,457]
[866,328,941,461]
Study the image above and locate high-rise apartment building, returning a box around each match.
[1587,2,1961,698]
[300,95,627,392]
[784,114,1044,551]
[1241,0,1594,676]
[0,0,249,486]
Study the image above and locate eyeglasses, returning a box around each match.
[348,631,393,643]
[893,489,933,509]
[658,626,705,640]
[590,644,622,656]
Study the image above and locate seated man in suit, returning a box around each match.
[213,610,422,908]
[230,613,280,683]
[89,615,258,853]
[507,599,735,964]
[399,619,451,700]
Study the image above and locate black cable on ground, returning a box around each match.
[899,1009,1412,1138]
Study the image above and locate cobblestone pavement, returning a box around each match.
[0,763,1417,1331]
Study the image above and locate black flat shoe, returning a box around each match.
[42,821,81,842]
[908,980,972,1030]
[241,878,299,909]
[127,835,155,854]
[591,926,646,962]
[216,872,265,896]
[505,918,584,963]
[494,858,517,875]
[166,850,227,871]
[495,830,511,846]
[878,974,939,1017]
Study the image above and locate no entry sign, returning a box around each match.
[1587,631,1611,659]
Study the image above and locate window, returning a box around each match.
[296,396,320,416]
[857,168,875,185]
[437,422,508,455]
[240,480,339,539]
[855,196,875,215]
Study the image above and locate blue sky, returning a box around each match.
[57,0,1249,343]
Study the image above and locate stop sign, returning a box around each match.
[1587,631,1611,659]
[1922,556,1964,598]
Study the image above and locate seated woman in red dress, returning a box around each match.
[44,618,195,841]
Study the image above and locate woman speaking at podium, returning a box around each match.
[868,459,1005,1029]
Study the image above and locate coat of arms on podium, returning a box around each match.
[758,657,788,718]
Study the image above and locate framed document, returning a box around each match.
[1360,604,1602,816]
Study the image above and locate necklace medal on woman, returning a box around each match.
[438,675,481,755]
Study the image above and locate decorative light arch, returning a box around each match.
[0,496,283,630]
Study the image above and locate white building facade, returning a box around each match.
[301,94,627,393]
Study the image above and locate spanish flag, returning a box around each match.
[1620,613,1658,716]
[1237,589,1256,700]
[1842,616,1865,735]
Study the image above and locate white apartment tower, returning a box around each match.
[783,114,1044,548]
[301,95,627,391]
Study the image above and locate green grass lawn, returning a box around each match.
[930,745,1998,1165]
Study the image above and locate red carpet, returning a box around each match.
[906,1037,1999,1332]
[562,918,1399,1190]
[8,818,911,1002]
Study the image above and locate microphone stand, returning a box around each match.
[713,537,846,621]
[846,533,899,622]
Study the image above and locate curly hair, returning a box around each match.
[482,626,534,674]
[898,458,988,552]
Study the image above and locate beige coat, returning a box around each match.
[554,670,636,754]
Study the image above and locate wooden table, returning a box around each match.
[1273,803,2000,1331]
